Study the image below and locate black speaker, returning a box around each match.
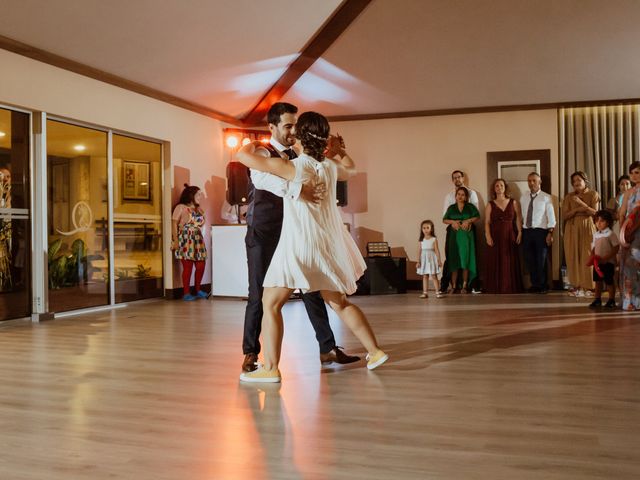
[357,257,407,295]
[226,162,249,205]
[336,180,348,206]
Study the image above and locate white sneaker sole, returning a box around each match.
[367,353,389,370]
[239,373,281,383]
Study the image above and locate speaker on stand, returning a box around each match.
[226,161,249,223]
[336,180,348,207]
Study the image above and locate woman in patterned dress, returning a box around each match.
[171,184,208,301]
[618,161,640,310]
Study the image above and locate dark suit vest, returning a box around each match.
[245,143,286,235]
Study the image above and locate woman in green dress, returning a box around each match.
[443,187,480,293]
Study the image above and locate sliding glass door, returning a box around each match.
[46,120,109,311]
[0,107,31,321]
[112,134,163,302]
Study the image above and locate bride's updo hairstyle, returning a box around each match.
[295,111,330,162]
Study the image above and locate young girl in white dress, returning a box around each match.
[416,220,443,298]
[235,111,388,383]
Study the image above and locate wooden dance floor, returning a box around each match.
[1,293,639,479]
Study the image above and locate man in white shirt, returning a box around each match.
[241,102,359,373]
[442,170,479,215]
[440,170,481,294]
[520,172,556,293]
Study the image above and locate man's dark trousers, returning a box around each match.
[522,228,549,290]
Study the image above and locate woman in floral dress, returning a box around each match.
[171,184,208,301]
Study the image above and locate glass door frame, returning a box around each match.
[33,114,165,319]
[0,102,34,321]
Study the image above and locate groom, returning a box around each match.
[241,102,360,372]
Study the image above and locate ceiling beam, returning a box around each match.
[0,34,244,126]
[241,0,372,126]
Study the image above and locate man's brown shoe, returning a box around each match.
[319,346,360,365]
[242,353,258,372]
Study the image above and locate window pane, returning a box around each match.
[112,134,163,302]
[47,120,109,312]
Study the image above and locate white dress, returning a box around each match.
[263,154,366,294]
[416,237,440,275]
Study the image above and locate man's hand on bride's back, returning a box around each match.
[301,182,327,204]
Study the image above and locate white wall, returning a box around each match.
[0,49,227,289]
[333,109,560,281]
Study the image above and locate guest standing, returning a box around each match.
[618,161,640,310]
[484,178,523,294]
[562,171,600,296]
[607,174,631,222]
[520,173,556,293]
[440,170,480,294]
[416,220,443,298]
[171,184,208,301]
[588,210,619,309]
[443,187,480,293]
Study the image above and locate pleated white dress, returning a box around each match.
[263,154,366,294]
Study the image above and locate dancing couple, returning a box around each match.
[238,103,388,382]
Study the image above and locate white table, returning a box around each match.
[211,225,248,297]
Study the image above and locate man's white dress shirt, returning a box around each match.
[520,190,556,230]
[249,138,302,200]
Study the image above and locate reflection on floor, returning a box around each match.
[1,293,639,479]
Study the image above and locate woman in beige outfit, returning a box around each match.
[562,171,600,296]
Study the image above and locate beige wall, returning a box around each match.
[333,109,560,281]
[0,49,227,289]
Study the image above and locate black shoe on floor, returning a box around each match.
[589,298,602,308]
[604,299,617,309]
[320,346,361,365]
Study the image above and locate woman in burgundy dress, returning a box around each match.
[484,178,523,293]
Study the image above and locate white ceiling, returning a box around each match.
[2,0,640,122]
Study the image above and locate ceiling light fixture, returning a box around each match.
[0,131,6,138]
[73,144,86,152]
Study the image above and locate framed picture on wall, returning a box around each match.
[122,160,151,201]
[487,149,551,201]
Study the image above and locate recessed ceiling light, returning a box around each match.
[0,131,6,138]
[139,182,148,186]
[73,144,86,152]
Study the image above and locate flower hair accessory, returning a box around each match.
[307,132,328,141]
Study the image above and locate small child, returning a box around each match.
[416,220,443,298]
[588,209,620,308]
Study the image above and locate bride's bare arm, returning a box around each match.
[326,134,355,181]
[235,141,296,181]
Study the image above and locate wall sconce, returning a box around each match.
[225,135,239,148]
[224,128,270,150]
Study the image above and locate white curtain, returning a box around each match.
[559,104,640,203]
